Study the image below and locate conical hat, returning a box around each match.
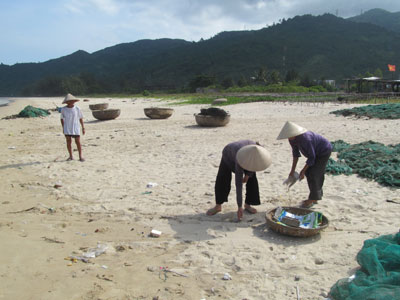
[236,145,272,172]
[277,121,307,140]
[62,93,80,104]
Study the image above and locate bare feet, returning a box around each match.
[206,206,221,216]
[300,200,317,208]
[79,158,85,162]
[244,204,257,214]
[67,157,73,161]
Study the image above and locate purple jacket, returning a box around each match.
[289,131,332,166]
[222,140,256,207]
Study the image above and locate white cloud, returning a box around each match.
[88,0,121,15]
[64,0,122,15]
[3,0,400,64]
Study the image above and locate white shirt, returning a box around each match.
[60,106,83,135]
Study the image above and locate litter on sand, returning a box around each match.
[274,207,323,229]
[150,229,162,237]
[283,172,299,189]
[146,182,158,188]
[223,273,232,280]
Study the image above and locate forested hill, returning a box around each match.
[1,12,400,96]
[348,8,400,33]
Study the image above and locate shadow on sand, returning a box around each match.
[167,210,321,245]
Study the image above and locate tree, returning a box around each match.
[364,71,373,78]
[300,74,313,87]
[285,69,299,82]
[269,70,281,84]
[374,68,383,78]
[221,77,234,89]
[79,72,101,93]
[237,76,248,87]
[254,68,267,84]
[30,77,65,96]
[188,74,216,92]
[61,76,87,95]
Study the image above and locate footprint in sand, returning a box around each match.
[206,228,227,238]
[352,204,365,210]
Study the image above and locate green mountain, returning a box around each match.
[1,13,400,96]
[348,8,400,33]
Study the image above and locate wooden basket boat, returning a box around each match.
[89,103,109,111]
[92,109,120,120]
[194,114,230,127]
[265,206,329,237]
[144,107,174,119]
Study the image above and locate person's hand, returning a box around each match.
[82,128,86,135]
[299,169,306,180]
[242,175,249,183]
[237,207,243,221]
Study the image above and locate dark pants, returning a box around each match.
[214,159,260,206]
[305,152,331,201]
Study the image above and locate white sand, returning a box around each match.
[0,97,399,300]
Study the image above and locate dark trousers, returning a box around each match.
[214,159,260,206]
[305,152,331,201]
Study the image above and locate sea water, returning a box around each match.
[0,97,11,107]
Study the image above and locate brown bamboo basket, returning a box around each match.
[92,109,120,120]
[194,114,230,127]
[144,107,174,119]
[89,103,109,111]
[265,206,329,237]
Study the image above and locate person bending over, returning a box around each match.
[277,121,332,208]
[206,140,271,221]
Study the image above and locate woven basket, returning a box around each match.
[89,103,109,111]
[265,206,329,237]
[195,114,230,127]
[144,107,174,119]
[92,109,120,120]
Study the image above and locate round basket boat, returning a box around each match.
[144,107,174,119]
[265,206,329,238]
[92,109,120,120]
[89,103,109,111]
[194,114,230,127]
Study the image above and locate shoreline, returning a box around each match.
[0,98,12,107]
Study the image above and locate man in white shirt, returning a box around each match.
[60,93,85,161]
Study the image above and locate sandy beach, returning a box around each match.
[0,96,399,300]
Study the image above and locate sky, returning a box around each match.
[1,0,400,65]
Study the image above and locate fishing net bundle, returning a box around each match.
[326,140,400,188]
[199,107,228,116]
[18,105,50,118]
[330,103,400,119]
[329,232,400,300]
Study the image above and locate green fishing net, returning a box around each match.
[326,140,400,188]
[326,158,353,176]
[331,103,400,119]
[329,232,400,300]
[18,105,50,118]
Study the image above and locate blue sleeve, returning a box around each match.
[300,136,316,166]
[289,140,301,157]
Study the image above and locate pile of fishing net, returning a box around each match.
[329,232,400,300]
[326,140,400,188]
[3,105,51,119]
[199,107,228,116]
[18,106,50,118]
[331,103,400,119]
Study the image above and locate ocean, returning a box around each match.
[0,98,11,107]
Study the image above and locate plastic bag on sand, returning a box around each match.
[283,172,299,188]
[83,243,108,258]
